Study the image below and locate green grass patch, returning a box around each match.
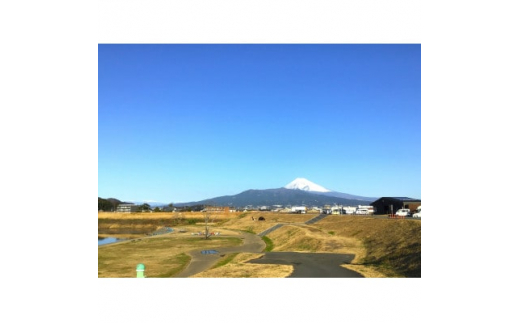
[211,253,239,269]
[328,231,335,235]
[98,236,242,278]
[155,253,191,278]
[294,237,319,252]
[262,236,274,252]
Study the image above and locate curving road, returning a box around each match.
[175,231,363,278]
[247,252,363,278]
[175,231,265,277]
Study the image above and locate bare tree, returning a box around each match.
[204,205,219,239]
[204,208,210,239]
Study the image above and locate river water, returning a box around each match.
[98,237,127,246]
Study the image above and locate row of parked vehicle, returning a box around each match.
[395,206,421,218]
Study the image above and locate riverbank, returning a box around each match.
[98,229,245,277]
[98,211,421,277]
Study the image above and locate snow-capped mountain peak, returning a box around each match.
[284,178,331,192]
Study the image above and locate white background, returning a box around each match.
[2,1,516,322]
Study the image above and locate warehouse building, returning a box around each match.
[370,197,421,215]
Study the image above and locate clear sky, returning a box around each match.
[98,44,421,203]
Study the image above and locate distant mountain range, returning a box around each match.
[173,178,377,207]
[99,178,378,209]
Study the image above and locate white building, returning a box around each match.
[291,206,306,213]
[330,205,356,214]
[357,205,375,214]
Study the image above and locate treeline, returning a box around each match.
[177,204,205,212]
[98,197,206,213]
[97,197,154,212]
[98,197,123,211]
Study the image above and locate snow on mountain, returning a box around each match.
[284,178,331,192]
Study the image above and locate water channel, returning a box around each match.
[98,237,128,246]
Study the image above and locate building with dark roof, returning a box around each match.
[370,197,421,215]
[116,203,139,213]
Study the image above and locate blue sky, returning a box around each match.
[98,44,421,203]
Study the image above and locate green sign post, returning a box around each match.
[136,263,146,278]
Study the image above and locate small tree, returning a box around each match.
[138,203,151,212]
[203,205,219,239]
[204,209,210,239]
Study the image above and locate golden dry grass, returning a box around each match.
[98,233,243,278]
[98,211,236,238]
[340,264,388,278]
[98,211,241,220]
[257,224,389,278]
[191,253,293,278]
[314,215,421,277]
[98,212,421,278]
[216,212,317,234]
[210,214,420,277]
[266,224,363,253]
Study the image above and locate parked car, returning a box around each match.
[395,208,411,217]
[355,209,369,215]
[413,206,421,218]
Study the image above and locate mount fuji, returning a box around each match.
[284,178,331,192]
[283,178,377,202]
[173,178,377,207]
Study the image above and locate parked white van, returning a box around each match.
[355,209,369,215]
[413,206,421,218]
[396,208,411,217]
[357,205,374,214]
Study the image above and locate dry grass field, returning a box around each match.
[98,211,241,220]
[98,230,243,278]
[315,216,421,277]
[98,211,236,238]
[190,253,294,278]
[98,211,421,278]
[214,211,317,233]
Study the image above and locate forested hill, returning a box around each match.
[98,197,123,211]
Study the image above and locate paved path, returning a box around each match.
[175,231,265,277]
[176,214,363,278]
[246,252,363,278]
[175,230,363,278]
[258,213,331,236]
